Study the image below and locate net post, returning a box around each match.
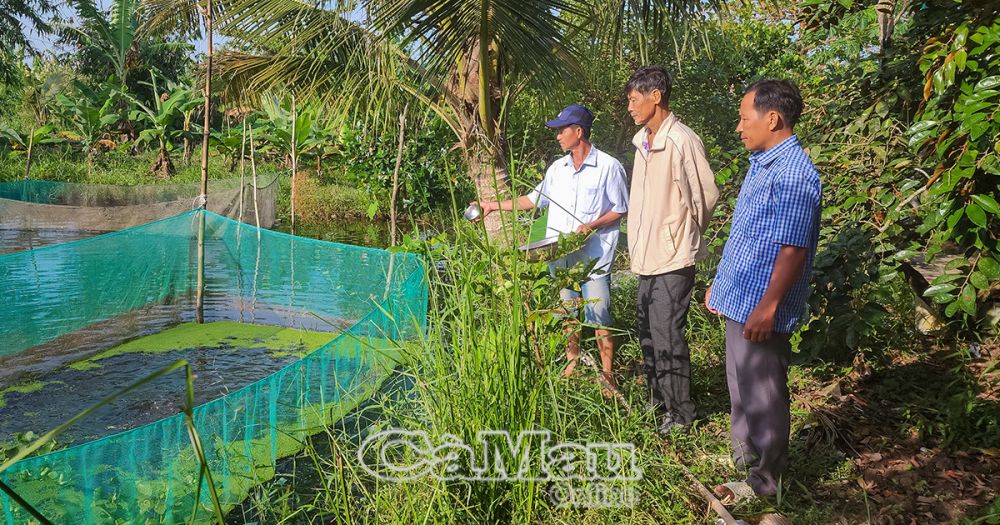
[0,479,52,525]
[196,210,206,324]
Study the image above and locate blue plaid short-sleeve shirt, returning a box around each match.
[708,135,822,333]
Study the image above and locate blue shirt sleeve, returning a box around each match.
[605,161,629,214]
[770,162,820,248]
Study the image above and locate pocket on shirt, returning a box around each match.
[660,222,678,259]
[579,186,603,214]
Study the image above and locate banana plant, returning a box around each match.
[63,0,139,85]
[125,72,200,177]
[209,126,246,173]
[256,94,327,168]
[0,125,64,179]
[54,81,121,173]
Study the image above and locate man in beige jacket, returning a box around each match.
[625,66,719,433]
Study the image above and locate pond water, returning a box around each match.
[0,217,405,447]
[276,220,391,248]
[0,228,102,254]
[0,217,393,256]
[0,292,354,446]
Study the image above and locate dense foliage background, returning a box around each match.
[0,0,997,521]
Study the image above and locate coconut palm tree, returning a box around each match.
[206,0,587,239]
[139,0,709,239]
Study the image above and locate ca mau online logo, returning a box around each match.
[358,429,642,508]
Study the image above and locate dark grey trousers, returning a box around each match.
[637,266,696,425]
[725,318,792,497]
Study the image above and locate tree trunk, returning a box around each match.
[449,39,511,243]
[876,0,897,53]
[152,145,175,178]
[466,147,510,243]
[24,127,35,180]
[183,116,192,165]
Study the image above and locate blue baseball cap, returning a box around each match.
[545,104,594,130]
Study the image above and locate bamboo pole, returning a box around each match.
[236,119,247,322]
[196,210,206,324]
[290,96,297,235]
[249,124,261,323]
[238,118,247,224]
[389,104,408,246]
[198,0,213,208]
[195,0,213,325]
[249,122,261,232]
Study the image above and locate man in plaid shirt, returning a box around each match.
[706,79,822,501]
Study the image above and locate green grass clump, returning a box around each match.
[0,147,278,185]
[292,171,380,222]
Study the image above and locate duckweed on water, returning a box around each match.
[0,382,54,409]
[69,321,338,371]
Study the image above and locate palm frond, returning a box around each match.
[214,0,425,138]
[138,0,232,39]
[589,0,726,64]
[370,0,586,81]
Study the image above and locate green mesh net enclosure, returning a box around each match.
[0,210,427,523]
[0,174,279,233]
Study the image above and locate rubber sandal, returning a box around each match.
[713,480,756,504]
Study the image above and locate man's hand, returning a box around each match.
[576,223,593,235]
[475,201,498,218]
[742,302,777,342]
[705,285,720,315]
[741,245,808,342]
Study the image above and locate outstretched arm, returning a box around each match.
[478,195,536,216]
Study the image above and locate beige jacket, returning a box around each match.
[628,113,719,276]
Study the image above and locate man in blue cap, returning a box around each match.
[478,104,629,394]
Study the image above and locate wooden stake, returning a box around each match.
[657,443,741,525]
[238,118,247,223]
[249,122,261,232]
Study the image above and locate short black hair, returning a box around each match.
[744,79,803,127]
[573,124,591,140]
[626,66,673,107]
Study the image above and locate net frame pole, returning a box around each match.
[199,0,213,208]
[290,95,297,235]
[195,0,213,325]
[238,118,247,224]
[196,210,206,324]
[0,480,52,525]
[249,123,261,231]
